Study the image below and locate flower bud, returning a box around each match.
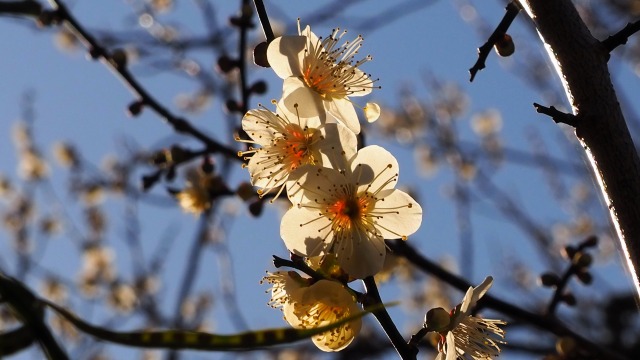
[572,252,592,268]
[236,182,256,201]
[494,33,515,57]
[253,42,270,68]
[250,80,267,94]
[424,307,451,332]
[216,55,238,73]
[127,100,144,117]
[561,292,576,306]
[539,272,560,287]
[248,199,263,217]
[576,270,592,285]
[111,49,127,68]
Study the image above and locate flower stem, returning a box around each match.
[252,0,275,42]
[362,276,417,360]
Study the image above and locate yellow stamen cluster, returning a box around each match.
[301,25,378,99]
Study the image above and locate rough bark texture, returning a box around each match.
[520,0,640,297]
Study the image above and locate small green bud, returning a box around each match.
[424,307,451,332]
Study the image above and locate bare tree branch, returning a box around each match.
[519,0,640,299]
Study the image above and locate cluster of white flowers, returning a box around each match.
[239,20,423,284]
[236,20,422,352]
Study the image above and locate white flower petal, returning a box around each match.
[317,123,358,170]
[334,229,386,279]
[266,35,306,78]
[364,102,381,123]
[349,145,399,193]
[246,150,286,190]
[241,109,278,145]
[371,189,422,240]
[446,331,457,360]
[280,205,332,257]
[282,77,326,120]
[460,276,493,314]
[325,97,360,134]
[347,67,374,97]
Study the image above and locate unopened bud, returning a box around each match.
[225,99,242,113]
[127,100,144,117]
[216,55,238,73]
[250,81,267,94]
[576,270,592,285]
[581,235,598,248]
[201,157,215,174]
[539,273,560,287]
[561,292,576,306]
[562,245,577,260]
[494,33,515,57]
[248,199,263,217]
[424,307,451,332]
[253,42,270,68]
[236,182,256,201]
[111,49,128,68]
[572,252,592,268]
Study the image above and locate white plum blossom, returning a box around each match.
[267,20,380,134]
[237,101,357,201]
[262,272,362,352]
[281,145,422,279]
[425,276,506,360]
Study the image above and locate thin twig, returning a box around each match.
[602,19,640,53]
[47,0,238,160]
[469,1,520,82]
[0,0,41,17]
[362,276,417,360]
[533,102,578,127]
[253,0,275,42]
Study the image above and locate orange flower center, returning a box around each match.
[329,195,371,230]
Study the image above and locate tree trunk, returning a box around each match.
[520,0,640,297]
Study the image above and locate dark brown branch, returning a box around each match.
[253,0,275,43]
[0,0,41,17]
[533,102,578,127]
[469,1,520,82]
[362,276,417,360]
[47,0,239,161]
[521,0,640,300]
[602,19,640,53]
[0,325,36,357]
[0,273,69,360]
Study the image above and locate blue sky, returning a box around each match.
[1,1,638,359]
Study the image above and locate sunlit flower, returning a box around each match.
[18,149,49,181]
[107,282,137,313]
[425,276,506,360]
[78,245,116,297]
[237,101,357,201]
[262,272,361,352]
[267,20,380,134]
[471,109,502,137]
[281,145,422,279]
[175,168,215,215]
[0,175,12,198]
[53,142,80,168]
[261,271,309,309]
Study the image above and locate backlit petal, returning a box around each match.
[372,189,422,240]
[280,205,332,257]
[267,35,306,78]
[325,97,360,134]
